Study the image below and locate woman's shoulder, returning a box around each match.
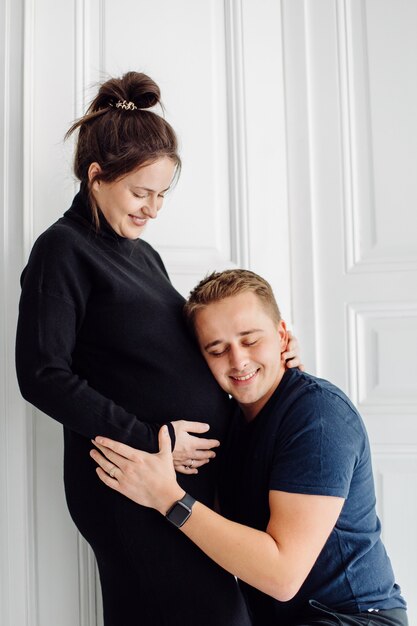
[32,217,87,254]
[21,218,95,297]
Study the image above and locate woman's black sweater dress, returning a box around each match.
[15,190,251,626]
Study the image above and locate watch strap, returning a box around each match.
[165,492,196,528]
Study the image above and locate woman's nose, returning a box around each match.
[143,197,158,218]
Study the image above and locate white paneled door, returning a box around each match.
[283,0,417,621]
[4,1,290,625]
[1,1,416,625]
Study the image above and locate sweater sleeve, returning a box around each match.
[15,229,166,453]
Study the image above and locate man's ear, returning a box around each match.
[88,162,102,190]
[278,320,288,353]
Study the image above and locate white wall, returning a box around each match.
[1,1,416,624]
[282,1,417,618]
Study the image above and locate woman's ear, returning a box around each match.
[88,162,102,190]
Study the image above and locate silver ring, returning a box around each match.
[109,466,117,479]
[190,459,194,468]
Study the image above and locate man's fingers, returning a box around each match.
[92,441,131,471]
[96,466,121,491]
[158,425,173,455]
[94,437,139,461]
[90,448,120,475]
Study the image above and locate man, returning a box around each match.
[91,269,407,626]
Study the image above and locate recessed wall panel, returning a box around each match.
[348,304,417,412]
[95,0,231,264]
[373,449,417,620]
[340,0,417,271]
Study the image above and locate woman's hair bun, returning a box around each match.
[66,68,180,209]
[94,71,161,111]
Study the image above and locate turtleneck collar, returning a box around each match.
[64,183,140,248]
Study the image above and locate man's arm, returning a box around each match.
[177,490,343,601]
[91,427,344,602]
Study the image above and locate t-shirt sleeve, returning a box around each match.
[15,229,161,452]
[269,389,362,498]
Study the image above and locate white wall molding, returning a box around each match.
[23,0,35,258]
[337,0,375,273]
[224,0,250,268]
[338,0,417,274]
[347,302,417,413]
[75,3,103,623]
[78,536,101,626]
[78,0,105,107]
[1,0,38,624]
[23,0,42,622]
[280,0,317,368]
[372,444,417,458]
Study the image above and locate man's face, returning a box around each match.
[194,291,287,420]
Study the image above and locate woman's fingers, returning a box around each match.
[195,437,220,450]
[171,420,220,462]
[174,462,200,475]
[172,445,217,465]
[174,457,209,469]
[282,330,304,370]
[173,450,212,474]
[177,420,210,434]
[185,448,216,461]
[170,420,220,445]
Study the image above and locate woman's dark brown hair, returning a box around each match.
[65,71,181,225]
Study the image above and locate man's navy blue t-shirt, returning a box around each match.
[219,368,406,625]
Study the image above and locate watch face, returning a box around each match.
[167,501,191,528]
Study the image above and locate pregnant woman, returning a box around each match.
[15,71,300,626]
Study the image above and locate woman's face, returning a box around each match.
[89,157,176,239]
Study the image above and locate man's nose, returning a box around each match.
[229,346,248,371]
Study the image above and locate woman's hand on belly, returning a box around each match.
[170,420,220,475]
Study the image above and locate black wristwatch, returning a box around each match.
[165,493,196,528]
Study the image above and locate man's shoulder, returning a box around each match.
[273,369,365,436]
[279,369,354,409]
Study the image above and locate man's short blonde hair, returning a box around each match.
[184,269,281,330]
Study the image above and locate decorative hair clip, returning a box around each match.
[114,100,138,111]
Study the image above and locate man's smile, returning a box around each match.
[229,369,260,383]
